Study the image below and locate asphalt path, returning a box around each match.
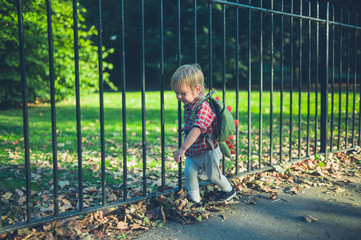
[135,180,361,240]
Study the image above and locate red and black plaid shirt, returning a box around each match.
[183,93,218,157]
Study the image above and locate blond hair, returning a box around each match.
[170,64,206,94]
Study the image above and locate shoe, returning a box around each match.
[214,187,236,202]
[190,200,202,208]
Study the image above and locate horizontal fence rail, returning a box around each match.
[1,0,360,233]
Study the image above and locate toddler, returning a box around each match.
[171,64,236,205]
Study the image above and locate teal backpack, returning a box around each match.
[190,91,237,158]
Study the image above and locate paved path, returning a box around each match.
[135,183,361,240]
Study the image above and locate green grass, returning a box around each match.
[1,90,359,163]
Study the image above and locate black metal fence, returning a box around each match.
[1,0,360,233]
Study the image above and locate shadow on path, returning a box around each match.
[135,182,361,240]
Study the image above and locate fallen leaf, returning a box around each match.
[59,204,72,212]
[15,189,24,196]
[2,192,12,200]
[58,180,70,188]
[268,192,278,200]
[160,206,166,223]
[116,221,128,230]
[17,196,26,205]
[43,223,52,231]
[201,211,211,219]
[174,198,188,211]
[41,194,50,202]
[84,187,97,193]
[302,215,317,223]
[131,224,148,230]
[177,188,185,197]
[207,207,222,212]
[262,187,273,193]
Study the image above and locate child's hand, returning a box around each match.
[174,148,186,163]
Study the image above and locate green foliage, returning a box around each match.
[78,0,250,90]
[0,0,115,109]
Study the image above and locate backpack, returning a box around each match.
[190,90,237,158]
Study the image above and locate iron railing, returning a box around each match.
[1,0,360,233]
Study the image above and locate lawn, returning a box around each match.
[1,90,357,155]
[1,90,359,170]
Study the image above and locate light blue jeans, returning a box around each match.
[185,147,232,202]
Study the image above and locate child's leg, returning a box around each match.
[184,157,201,202]
[204,148,232,192]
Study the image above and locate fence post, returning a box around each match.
[320,2,329,154]
[46,0,59,216]
[177,0,182,189]
[16,0,32,224]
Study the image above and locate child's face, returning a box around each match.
[175,83,201,105]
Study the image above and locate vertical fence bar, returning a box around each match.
[16,0,31,224]
[140,0,147,196]
[315,1,319,154]
[159,0,165,192]
[0,179,1,227]
[97,0,106,206]
[46,0,59,215]
[120,0,127,201]
[259,0,263,168]
[269,0,274,165]
[177,0,182,188]
[355,14,359,146]
[320,2,329,154]
[351,13,357,148]
[208,2,213,90]
[289,0,294,161]
[280,0,284,162]
[235,0,239,173]
[247,0,252,171]
[193,0,197,63]
[177,0,181,66]
[306,0,311,156]
[330,5,335,151]
[221,4,226,172]
[345,11,350,149]
[72,0,83,211]
[358,13,361,146]
[338,9,343,150]
[298,0,302,159]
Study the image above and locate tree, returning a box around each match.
[77,0,360,92]
[0,0,115,109]
[78,0,251,91]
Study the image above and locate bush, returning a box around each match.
[0,0,115,109]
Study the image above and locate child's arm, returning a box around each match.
[174,127,201,162]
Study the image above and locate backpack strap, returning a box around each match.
[186,91,215,139]
[190,94,211,122]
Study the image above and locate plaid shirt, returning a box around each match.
[183,93,218,157]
